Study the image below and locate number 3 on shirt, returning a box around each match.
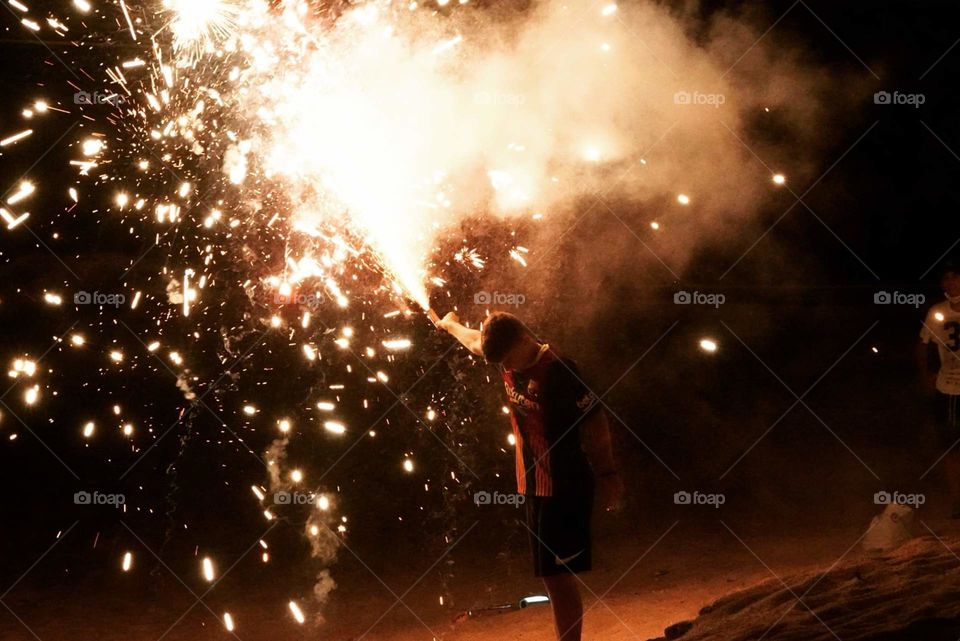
[946,321,960,352]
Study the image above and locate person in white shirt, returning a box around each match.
[920,267,960,517]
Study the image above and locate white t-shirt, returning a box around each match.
[920,301,960,394]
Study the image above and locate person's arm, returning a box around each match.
[581,410,624,511]
[918,340,938,390]
[918,314,939,391]
[438,312,484,356]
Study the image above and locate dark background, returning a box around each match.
[1,0,959,634]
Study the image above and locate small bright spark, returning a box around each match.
[288,601,305,624]
[202,557,215,582]
[324,421,346,435]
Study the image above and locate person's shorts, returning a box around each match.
[935,392,960,450]
[525,492,593,577]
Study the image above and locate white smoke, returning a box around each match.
[223,0,854,286]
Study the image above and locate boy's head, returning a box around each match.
[942,266,960,300]
[481,311,538,369]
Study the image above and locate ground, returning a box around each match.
[5,516,958,640]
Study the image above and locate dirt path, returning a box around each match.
[5,519,956,640]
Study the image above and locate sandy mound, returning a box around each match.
[648,536,960,641]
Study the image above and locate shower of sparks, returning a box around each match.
[161,0,239,57]
[0,0,742,627]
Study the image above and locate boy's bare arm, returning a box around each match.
[581,410,616,473]
[581,410,624,510]
[438,312,484,356]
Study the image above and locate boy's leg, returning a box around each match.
[527,492,593,641]
[543,573,583,641]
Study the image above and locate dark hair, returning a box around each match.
[942,264,960,285]
[481,312,527,363]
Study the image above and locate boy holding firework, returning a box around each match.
[437,310,624,641]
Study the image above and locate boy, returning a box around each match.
[920,267,960,517]
[438,310,624,641]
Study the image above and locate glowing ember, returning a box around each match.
[202,557,216,582]
[324,421,346,435]
[288,600,306,624]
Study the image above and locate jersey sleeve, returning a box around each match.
[549,359,601,422]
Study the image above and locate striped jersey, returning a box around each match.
[501,345,599,497]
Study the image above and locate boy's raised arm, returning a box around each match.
[438,312,484,356]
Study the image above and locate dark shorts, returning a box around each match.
[525,492,593,577]
[935,393,960,449]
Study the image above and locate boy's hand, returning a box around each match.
[438,311,460,332]
[597,473,625,512]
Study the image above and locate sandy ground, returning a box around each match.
[8,515,954,641]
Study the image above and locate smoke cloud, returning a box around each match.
[221,0,857,296]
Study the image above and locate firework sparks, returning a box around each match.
[0,0,784,627]
[202,557,216,582]
[699,338,718,353]
[0,130,32,146]
[288,600,305,624]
